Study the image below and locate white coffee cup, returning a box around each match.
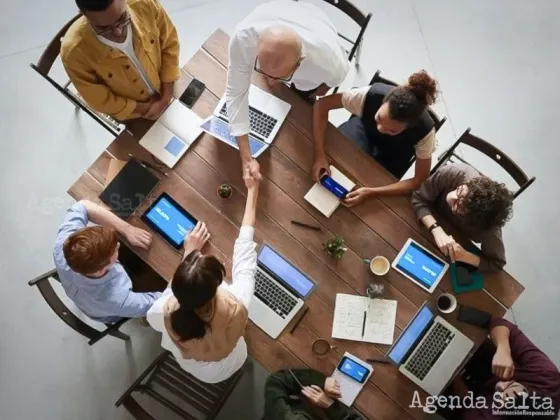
[364,256,390,276]
[437,293,458,314]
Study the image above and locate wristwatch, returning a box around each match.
[428,223,440,233]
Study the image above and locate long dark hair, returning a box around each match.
[384,70,439,124]
[170,252,225,341]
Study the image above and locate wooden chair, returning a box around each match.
[369,70,447,132]
[28,269,130,345]
[432,128,536,200]
[115,351,246,419]
[29,14,123,137]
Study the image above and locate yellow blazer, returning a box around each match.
[61,0,180,120]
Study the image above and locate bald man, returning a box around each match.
[226,0,349,181]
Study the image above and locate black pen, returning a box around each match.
[361,310,367,337]
[366,357,391,365]
[289,307,309,334]
[128,154,168,177]
[291,220,322,231]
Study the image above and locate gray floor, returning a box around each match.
[0,0,558,419]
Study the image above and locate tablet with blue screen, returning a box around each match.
[392,238,449,293]
[141,193,198,249]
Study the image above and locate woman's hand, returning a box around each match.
[343,187,373,207]
[183,222,210,258]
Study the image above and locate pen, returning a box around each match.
[366,357,391,365]
[291,220,322,231]
[289,307,309,334]
[128,154,168,177]
[361,310,367,337]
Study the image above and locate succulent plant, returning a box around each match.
[323,236,347,260]
[217,184,233,199]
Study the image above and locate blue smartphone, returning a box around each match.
[320,175,349,199]
[337,356,370,384]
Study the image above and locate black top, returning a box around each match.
[338,83,434,178]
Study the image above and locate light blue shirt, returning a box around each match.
[53,203,161,323]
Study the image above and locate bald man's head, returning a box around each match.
[256,26,303,83]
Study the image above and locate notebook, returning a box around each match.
[332,352,374,407]
[99,159,160,219]
[332,294,397,345]
[304,166,355,217]
[139,101,203,168]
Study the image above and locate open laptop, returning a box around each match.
[386,302,474,395]
[200,85,291,158]
[249,244,316,339]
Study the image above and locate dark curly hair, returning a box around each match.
[384,70,439,124]
[458,177,514,230]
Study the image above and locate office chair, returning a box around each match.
[432,128,536,200]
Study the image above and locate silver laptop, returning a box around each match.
[200,85,291,158]
[249,244,316,339]
[386,303,474,395]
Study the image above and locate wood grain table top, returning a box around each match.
[67,29,524,420]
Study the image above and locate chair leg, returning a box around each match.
[355,40,363,67]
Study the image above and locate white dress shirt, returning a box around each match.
[147,226,257,384]
[226,0,350,136]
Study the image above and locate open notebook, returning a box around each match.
[332,294,397,345]
[139,101,203,168]
[304,166,355,217]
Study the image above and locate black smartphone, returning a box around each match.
[320,175,349,199]
[179,78,205,108]
[457,305,492,329]
[456,264,473,287]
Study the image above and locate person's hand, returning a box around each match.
[312,154,330,182]
[143,96,170,120]
[301,385,334,409]
[243,162,261,190]
[492,347,515,380]
[123,225,152,249]
[432,228,457,261]
[343,187,373,207]
[324,378,341,399]
[183,222,210,257]
[243,158,262,182]
[451,242,470,263]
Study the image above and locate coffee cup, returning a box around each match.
[312,338,335,358]
[437,293,458,314]
[363,256,390,276]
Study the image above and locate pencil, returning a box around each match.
[291,220,321,231]
[289,307,309,334]
[128,154,168,177]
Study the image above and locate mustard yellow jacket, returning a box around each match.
[61,0,180,120]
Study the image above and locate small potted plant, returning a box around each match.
[323,236,347,260]
[217,183,233,200]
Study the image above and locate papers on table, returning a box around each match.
[332,294,397,345]
[304,166,356,218]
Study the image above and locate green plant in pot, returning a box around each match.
[323,236,347,260]
[217,183,233,199]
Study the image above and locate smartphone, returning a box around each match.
[320,175,349,199]
[179,78,205,108]
[337,356,371,384]
[457,305,492,329]
[456,264,473,287]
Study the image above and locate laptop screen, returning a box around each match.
[387,305,435,365]
[258,245,315,298]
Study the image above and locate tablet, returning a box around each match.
[141,193,197,249]
[392,238,449,293]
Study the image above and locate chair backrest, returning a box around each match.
[368,70,447,132]
[35,14,82,76]
[433,128,536,199]
[116,352,245,420]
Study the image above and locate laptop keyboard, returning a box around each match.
[404,323,455,381]
[254,270,298,318]
[219,104,278,140]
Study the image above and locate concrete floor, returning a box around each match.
[0,0,558,419]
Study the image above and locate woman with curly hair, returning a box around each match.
[312,70,440,206]
[411,163,514,272]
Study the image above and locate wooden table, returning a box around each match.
[68,30,524,420]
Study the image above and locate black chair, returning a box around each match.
[369,70,447,132]
[28,269,130,345]
[30,14,123,137]
[432,128,536,200]
[115,351,246,419]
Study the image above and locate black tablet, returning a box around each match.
[141,193,197,249]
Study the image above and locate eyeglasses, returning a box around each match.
[253,56,304,82]
[91,11,131,37]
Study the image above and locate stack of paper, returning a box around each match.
[304,166,355,217]
[332,294,397,345]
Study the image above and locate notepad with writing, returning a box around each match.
[332,294,397,345]
[304,166,355,217]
